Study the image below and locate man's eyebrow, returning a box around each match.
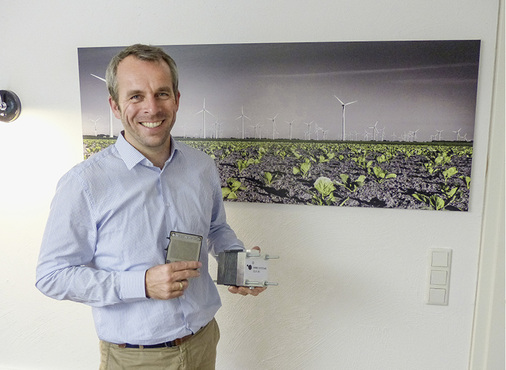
[125,89,143,97]
[125,87,173,95]
[157,86,174,93]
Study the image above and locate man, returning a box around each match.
[36,44,265,369]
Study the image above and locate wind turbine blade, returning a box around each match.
[91,74,106,82]
[334,95,345,105]
[345,100,358,106]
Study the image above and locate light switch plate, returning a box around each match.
[428,288,447,304]
[432,251,449,267]
[430,270,448,285]
[426,248,452,305]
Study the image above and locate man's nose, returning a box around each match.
[143,95,161,114]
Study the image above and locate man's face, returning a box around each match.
[109,55,180,158]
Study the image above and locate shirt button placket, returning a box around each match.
[160,174,175,234]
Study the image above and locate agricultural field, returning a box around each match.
[83,137,473,211]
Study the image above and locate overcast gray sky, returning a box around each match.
[79,40,480,142]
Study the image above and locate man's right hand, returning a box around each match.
[145,261,202,300]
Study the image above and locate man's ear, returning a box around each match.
[109,96,122,119]
[175,91,181,109]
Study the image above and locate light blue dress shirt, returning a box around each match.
[36,133,244,345]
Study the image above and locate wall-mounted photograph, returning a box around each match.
[79,40,480,211]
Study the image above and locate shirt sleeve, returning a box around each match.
[35,171,148,307]
[207,165,245,257]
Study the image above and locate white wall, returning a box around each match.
[0,1,502,369]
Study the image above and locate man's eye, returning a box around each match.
[130,95,141,101]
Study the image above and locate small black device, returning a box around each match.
[165,231,202,263]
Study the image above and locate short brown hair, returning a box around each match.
[105,44,179,104]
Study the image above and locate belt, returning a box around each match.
[117,333,194,349]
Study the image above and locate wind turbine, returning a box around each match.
[304,121,313,140]
[364,129,372,141]
[181,122,188,138]
[453,128,462,141]
[407,131,414,142]
[334,95,357,141]
[436,130,444,141]
[286,120,295,140]
[91,74,114,138]
[379,126,386,141]
[413,129,420,142]
[213,117,222,139]
[90,117,101,136]
[314,123,324,140]
[195,99,215,139]
[268,114,279,140]
[369,121,379,141]
[236,106,251,139]
[254,122,262,139]
[249,124,257,139]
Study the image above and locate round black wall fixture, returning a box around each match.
[0,90,22,123]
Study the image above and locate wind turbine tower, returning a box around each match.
[334,95,357,141]
[91,74,114,138]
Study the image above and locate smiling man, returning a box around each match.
[36,44,265,370]
[107,50,180,168]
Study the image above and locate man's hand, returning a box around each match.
[227,246,267,296]
[228,285,267,296]
[145,261,202,300]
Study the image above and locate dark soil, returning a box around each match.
[193,140,473,211]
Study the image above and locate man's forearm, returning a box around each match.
[36,265,147,307]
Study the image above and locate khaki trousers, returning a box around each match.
[99,318,220,370]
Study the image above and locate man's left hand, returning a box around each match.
[228,285,267,296]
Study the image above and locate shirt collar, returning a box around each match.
[115,131,179,170]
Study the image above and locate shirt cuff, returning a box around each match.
[119,270,149,301]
